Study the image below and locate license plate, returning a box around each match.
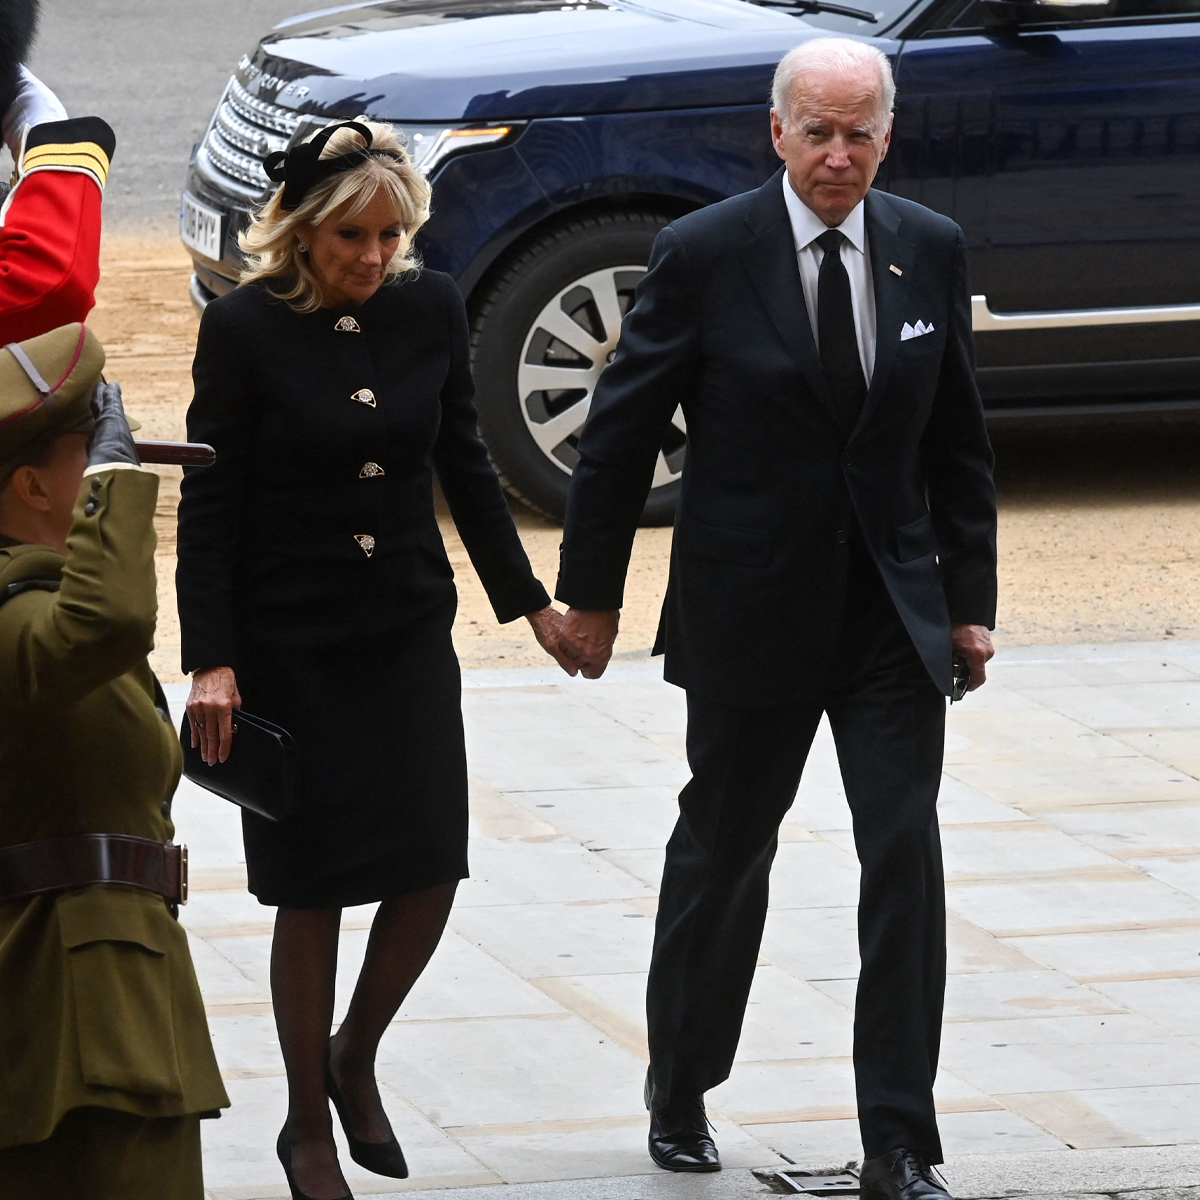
[180,192,225,260]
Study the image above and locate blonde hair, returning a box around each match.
[239,118,432,312]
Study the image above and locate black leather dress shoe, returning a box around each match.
[644,1067,721,1173]
[860,1148,954,1200]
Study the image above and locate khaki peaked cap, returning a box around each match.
[0,324,108,470]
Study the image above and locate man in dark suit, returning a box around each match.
[554,35,997,1200]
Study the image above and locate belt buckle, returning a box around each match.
[179,845,188,905]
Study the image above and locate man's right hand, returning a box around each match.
[186,666,241,766]
[88,382,140,470]
[557,608,620,679]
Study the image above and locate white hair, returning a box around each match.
[771,37,896,131]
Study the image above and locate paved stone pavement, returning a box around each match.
[164,639,1200,1200]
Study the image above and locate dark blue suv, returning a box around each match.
[181,0,1200,522]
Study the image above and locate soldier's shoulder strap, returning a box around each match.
[1,578,61,606]
[0,542,65,608]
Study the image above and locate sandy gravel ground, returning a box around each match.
[90,236,1200,682]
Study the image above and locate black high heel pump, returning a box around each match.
[276,1127,354,1200]
[324,1050,409,1179]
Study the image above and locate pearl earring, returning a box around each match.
[297,241,309,253]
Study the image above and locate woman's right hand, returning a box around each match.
[186,666,241,766]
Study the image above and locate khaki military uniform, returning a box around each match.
[0,327,228,1198]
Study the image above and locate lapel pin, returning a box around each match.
[889,264,904,277]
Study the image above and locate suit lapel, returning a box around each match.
[854,189,916,436]
[737,172,837,424]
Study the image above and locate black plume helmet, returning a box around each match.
[264,120,406,212]
[0,0,39,115]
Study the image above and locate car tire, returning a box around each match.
[469,211,684,525]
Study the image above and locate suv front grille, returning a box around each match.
[196,77,303,201]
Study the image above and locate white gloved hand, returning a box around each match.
[2,66,68,159]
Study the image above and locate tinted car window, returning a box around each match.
[945,0,1200,29]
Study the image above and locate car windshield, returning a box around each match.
[746,0,924,33]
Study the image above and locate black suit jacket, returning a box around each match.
[555,170,997,706]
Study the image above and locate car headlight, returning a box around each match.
[390,123,518,178]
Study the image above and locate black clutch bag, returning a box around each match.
[179,709,299,822]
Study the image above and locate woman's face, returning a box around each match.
[301,190,404,309]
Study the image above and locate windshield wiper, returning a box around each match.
[749,0,879,21]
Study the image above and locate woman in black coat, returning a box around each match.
[177,120,571,1200]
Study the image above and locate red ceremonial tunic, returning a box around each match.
[0,116,115,344]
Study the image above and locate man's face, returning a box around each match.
[0,432,88,554]
[40,433,90,545]
[771,66,892,227]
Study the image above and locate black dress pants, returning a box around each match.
[645,547,948,1162]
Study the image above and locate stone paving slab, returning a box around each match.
[166,640,1200,1200]
[231,1142,1200,1200]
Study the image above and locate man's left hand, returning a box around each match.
[952,623,994,691]
[558,608,620,679]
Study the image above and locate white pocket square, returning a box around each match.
[900,320,935,342]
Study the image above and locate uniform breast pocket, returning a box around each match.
[57,888,183,1097]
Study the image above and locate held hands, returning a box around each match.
[557,608,620,679]
[526,605,579,674]
[951,623,994,692]
[186,666,242,765]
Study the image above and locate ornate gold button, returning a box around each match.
[351,388,376,407]
[359,462,385,479]
[354,534,376,557]
[334,316,361,332]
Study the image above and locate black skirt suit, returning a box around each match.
[176,272,549,908]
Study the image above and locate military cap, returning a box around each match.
[0,324,107,477]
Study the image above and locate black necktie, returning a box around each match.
[816,228,867,432]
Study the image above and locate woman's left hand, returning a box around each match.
[527,605,578,675]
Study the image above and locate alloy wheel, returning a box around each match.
[516,265,687,487]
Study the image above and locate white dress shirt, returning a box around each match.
[781,173,877,386]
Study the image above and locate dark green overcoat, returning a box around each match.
[0,465,228,1150]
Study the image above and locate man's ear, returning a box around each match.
[770,108,788,160]
[8,464,52,512]
[879,113,894,161]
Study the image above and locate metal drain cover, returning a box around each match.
[772,1171,861,1194]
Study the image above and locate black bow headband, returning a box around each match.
[264,120,405,212]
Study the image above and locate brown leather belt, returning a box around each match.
[0,835,188,905]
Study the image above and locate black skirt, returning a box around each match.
[236,602,468,908]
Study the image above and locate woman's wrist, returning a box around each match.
[526,605,558,631]
[191,665,237,691]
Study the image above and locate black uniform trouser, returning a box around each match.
[646,548,948,1163]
